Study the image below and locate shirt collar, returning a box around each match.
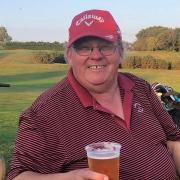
[67,68,135,107]
[67,69,93,107]
[118,72,135,91]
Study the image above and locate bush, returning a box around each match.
[33,51,66,64]
[173,60,180,70]
[156,59,170,69]
[141,56,157,69]
[122,55,171,69]
[53,53,66,64]
[122,56,142,69]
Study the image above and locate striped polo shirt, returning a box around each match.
[7,69,180,180]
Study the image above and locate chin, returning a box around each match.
[87,74,107,81]
[88,79,107,86]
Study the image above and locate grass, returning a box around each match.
[0,62,68,172]
[0,49,180,176]
[0,50,9,58]
[121,69,180,91]
[0,49,35,64]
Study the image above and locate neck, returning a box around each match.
[89,79,119,102]
[90,80,124,119]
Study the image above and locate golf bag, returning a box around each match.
[151,83,180,128]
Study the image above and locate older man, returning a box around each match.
[8,9,180,180]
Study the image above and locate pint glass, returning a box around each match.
[85,142,121,180]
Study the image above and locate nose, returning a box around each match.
[89,47,103,60]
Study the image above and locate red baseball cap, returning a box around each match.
[68,9,122,47]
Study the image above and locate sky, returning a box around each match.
[0,0,180,43]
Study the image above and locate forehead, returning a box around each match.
[73,36,114,46]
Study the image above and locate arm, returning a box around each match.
[8,110,108,180]
[167,140,180,175]
[13,169,108,180]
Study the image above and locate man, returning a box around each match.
[8,9,180,180]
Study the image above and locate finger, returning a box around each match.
[71,168,109,180]
[82,169,109,180]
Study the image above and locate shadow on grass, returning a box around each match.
[0,70,67,92]
[0,83,61,93]
[0,70,67,83]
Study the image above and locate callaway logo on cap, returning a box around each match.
[76,14,105,26]
[68,9,122,47]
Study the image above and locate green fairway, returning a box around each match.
[0,62,68,171]
[0,50,180,175]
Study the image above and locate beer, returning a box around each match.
[85,142,121,180]
[88,156,119,180]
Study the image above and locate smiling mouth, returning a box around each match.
[88,65,106,70]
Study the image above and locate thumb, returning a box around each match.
[103,175,109,180]
[82,169,109,180]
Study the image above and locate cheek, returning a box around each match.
[71,59,84,67]
[71,54,88,67]
[108,55,121,66]
[69,56,87,70]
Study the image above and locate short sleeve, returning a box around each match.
[7,108,66,180]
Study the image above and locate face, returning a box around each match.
[66,37,123,93]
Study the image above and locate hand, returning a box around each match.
[12,168,109,180]
[68,168,109,180]
[167,140,180,175]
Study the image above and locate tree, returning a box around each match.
[132,26,180,51]
[172,28,180,51]
[156,30,170,50]
[0,27,12,42]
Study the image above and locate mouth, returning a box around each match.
[88,65,106,70]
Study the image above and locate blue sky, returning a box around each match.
[0,0,180,43]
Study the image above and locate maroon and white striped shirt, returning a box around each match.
[7,69,180,180]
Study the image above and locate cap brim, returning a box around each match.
[68,32,116,47]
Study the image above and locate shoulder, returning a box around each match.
[29,77,74,112]
[120,72,146,83]
[119,72,149,85]
[119,72,151,91]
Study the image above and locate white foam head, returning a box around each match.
[85,142,121,159]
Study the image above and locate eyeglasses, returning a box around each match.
[73,45,120,56]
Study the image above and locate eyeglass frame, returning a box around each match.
[72,44,121,56]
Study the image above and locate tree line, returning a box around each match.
[4,41,65,51]
[1,26,180,51]
[0,27,65,50]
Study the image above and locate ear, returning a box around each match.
[65,47,73,65]
[118,47,124,64]
[119,47,124,58]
